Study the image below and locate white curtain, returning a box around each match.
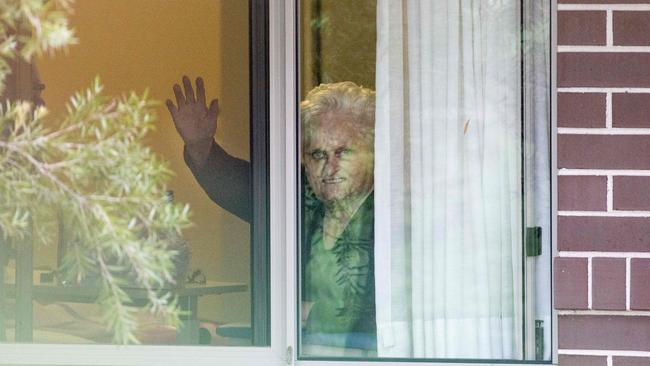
[374,0,524,359]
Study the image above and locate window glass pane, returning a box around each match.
[297,0,551,361]
[0,0,266,347]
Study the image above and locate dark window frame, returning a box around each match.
[250,0,271,347]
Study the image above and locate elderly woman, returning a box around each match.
[299,82,376,352]
[168,79,376,352]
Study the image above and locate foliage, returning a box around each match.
[0,0,191,344]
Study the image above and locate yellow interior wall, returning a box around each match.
[36,0,251,325]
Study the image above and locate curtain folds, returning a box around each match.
[374,0,525,359]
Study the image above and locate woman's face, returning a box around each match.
[303,111,374,207]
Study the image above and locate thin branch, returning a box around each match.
[1,140,86,204]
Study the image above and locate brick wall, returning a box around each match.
[556,1,650,365]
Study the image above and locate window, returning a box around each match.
[1,0,270,353]
[297,0,553,362]
[0,0,557,364]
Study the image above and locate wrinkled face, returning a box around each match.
[303,112,374,206]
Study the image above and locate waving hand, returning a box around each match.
[166,76,218,165]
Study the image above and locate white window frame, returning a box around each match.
[0,0,559,365]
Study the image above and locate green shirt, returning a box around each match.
[303,193,375,335]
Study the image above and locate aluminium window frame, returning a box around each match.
[285,0,560,365]
[0,0,289,364]
[0,0,559,364]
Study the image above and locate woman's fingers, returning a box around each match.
[165,99,177,117]
[173,84,185,107]
[196,77,207,106]
[208,99,219,119]
[183,75,195,103]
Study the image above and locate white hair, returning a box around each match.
[300,81,375,148]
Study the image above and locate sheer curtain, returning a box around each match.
[374,0,524,359]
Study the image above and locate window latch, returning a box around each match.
[526,227,542,257]
[535,320,544,360]
[286,346,293,365]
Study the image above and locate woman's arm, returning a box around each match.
[184,140,251,223]
[167,76,252,223]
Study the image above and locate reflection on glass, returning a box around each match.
[301,83,376,355]
[0,0,252,346]
[299,0,551,361]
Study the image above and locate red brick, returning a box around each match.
[558,53,650,88]
[559,315,650,351]
[592,258,627,310]
[559,216,650,252]
[559,355,607,366]
[554,257,588,310]
[558,93,606,128]
[559,135,650,170]
[630,258,650,310]
[613,357,650,366]
[614,12,650,46]
[559,176,607,211]
[559,11,607,46]
[612,93,650,128]
[613,176,650,211]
